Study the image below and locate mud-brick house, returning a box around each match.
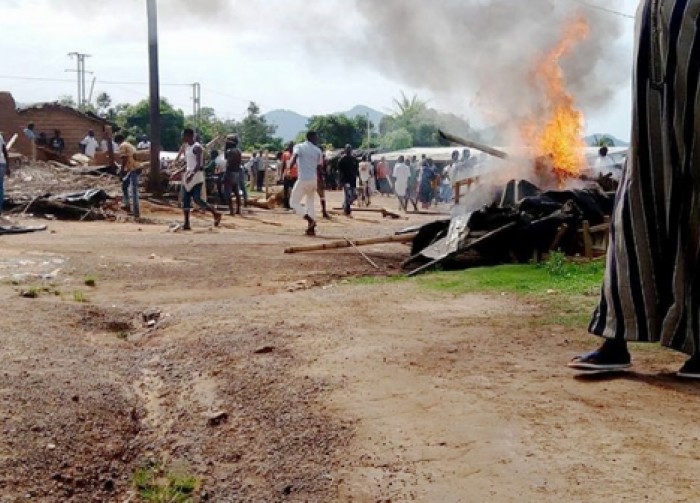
[0,91,110,159]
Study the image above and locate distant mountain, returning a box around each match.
[264,109,309,143]
[264,105,385,142]
[584,134,630,147]
[337,105,385,129]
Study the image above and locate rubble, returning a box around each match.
[403,179,615,275]
[4,161,120,220]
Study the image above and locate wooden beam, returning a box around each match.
[284,233,417,254]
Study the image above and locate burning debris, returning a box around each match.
[404,179,614,275]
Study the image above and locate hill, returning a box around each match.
[264,105,385,142]
[338,105,385,129]
[263,109,308,143]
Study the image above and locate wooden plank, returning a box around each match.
[284,233,417,254]
[549,223,569,252]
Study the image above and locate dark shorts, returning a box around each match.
[182,182,206,210]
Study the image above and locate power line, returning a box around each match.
[569,0,635,19]
[0,74,190,87]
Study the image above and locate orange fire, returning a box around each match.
[521,16,589,182]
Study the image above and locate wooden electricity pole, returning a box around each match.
[147,0,162,195]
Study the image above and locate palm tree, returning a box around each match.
[592,135,616,148]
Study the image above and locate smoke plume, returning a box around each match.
[340,0,628,140]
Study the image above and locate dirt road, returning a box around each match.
[1,196,699,502]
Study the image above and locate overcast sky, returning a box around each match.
[0,0,640,140]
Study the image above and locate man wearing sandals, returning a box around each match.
[290,131,323,236]
[569,0,700,379]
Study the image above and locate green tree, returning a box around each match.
[303,114,372,149]
[239,102,282,151]
[592,135,616,148]
[380,128,413,151]
[379,92,478,149]
[57,94,77,108]
[186,107,234,145]
[116,98,185,151]
[95,92,112,116]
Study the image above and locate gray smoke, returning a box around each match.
[340,0,628,139]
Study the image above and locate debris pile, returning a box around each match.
[404,179,614,275]
[4,161,120,220]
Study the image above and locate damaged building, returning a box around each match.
[0,91,110,161]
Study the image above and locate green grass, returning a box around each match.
[20,286,41,299]
[351,254,606,328]
[417,259,605,297]
[72,290,89,303]
[133,464,199,503]
[83,274,97,287]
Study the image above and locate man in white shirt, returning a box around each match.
[392,155,411,211]
[137,137,151,150]
[80,130,100,158]
[290,131,323,236]
[178,128,222,230]
[592,146,615,178]
[0,133,10,215]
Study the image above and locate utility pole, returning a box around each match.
[66,52,91,109]
[192,82,201,133]
[366,112,371,149]
[147,0,162,194]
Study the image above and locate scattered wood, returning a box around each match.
[284,233,417,254]
[549,223,569,252]
[438,129,510,160]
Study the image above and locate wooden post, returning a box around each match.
[147,0,162,195]
[582,220,593,259]
[549,223,569,252]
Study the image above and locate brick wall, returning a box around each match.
[19,108,106,158]
[0,92,108,159]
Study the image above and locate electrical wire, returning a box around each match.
[569,0,635,19]
[0,74,191,86]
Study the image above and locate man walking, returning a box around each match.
[290,131,323,236]
[223,134,243,216]
[179,128,222,230]
[569,0,700,378]
[116,134,140,218]
[0,132,10,216]
[338,144,359,216]
[393,155,411,212]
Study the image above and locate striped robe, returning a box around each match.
[589,0,700,355]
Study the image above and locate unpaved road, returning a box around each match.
[1,195,700,502]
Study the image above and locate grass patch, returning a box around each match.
[83,274,97,287]
[350,254,606,328]
[418,258,605,297]
[20,286,41,299]
[133,464,199,503]
[72,290,89,303]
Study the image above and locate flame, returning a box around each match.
[521,16,589,182]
